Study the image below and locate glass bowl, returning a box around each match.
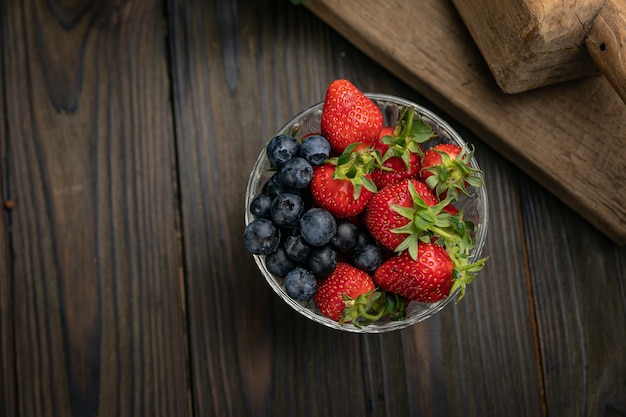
[245,93,488,333]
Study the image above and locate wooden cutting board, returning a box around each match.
[303,0,626,245]
[452,0,626,102]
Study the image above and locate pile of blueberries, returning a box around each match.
[244,134,384,303]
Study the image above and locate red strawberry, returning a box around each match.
[442,203,460,215]
[378,126,395,138]
[320,79,383,154]
[374,242,453,303]
[421,143,484,200]
[314,262,386,326]
[310,140,380,218]
[371,107,435,188]
[365,178,477,258]
[364,179,440,253]
[310,163,374,218]
[370,127,420,188]
[374,242,488,303]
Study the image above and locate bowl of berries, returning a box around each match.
[244,79,488,333]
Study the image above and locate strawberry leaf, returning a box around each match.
[331,142,379,200]
[388,181,480,260]
[379,107,434,166]
[362,176,378,194]
[447,245,489,301]
[423,145,484,200]
[340,290,387,327]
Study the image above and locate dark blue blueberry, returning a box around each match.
[263,173,300,198]
[330,220,359,253]
[244,219,280,255]
[352,243,384,272]
[307,245,338,277]
[249,194,273,219]
[284,268,318,301]
[299,135,331,166]
[300,208,337,247]
[271,193,304,228]
[355,228,375,248]
[265,246,295,278]
[266,134,300,169]
[278,157,313,188]
[284,235,311,263]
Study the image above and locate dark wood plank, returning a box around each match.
[1,1,189,416]
[432,132,544,416]
[519,177,626,416]
[168,1,543,415]
[0,27,18,417]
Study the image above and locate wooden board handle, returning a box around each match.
[585,0,626,105]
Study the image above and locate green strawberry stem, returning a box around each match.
[429,225,455,241]
[329,142,379,199]
[424,145,484,200]
[391,181,476,259]
[380,107,435,166]
[340,290,407,327]
[384,292,407,321]
[448,247,489,301]
[340,291,386,327]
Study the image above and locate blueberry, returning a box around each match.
[284,268,318,301]
[271,193,304,228]
[284,235,311,263]
[307,245,338,277]
[266,134,300,169]
[244,219,280,255]
[263,173,300,198]
[300,135,331,166]
[249,194,273,219]
[330,220,359,253]
[352,243,384,272]
[300,208,337,246]
[355,228,375,248]
[279,157,313,188]
[265,246,295,278]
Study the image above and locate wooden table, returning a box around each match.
[1,1,625,416]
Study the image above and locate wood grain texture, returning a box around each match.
[585,0,626,104]
[451,0,604,92]
[436,137,544,417]
[303,0,626,245]
[0,27,18,417]
[2,0,626,416]
[518,176,626,416]
[168,1,542,415]
[1,1,189,416]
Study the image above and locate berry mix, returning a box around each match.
[244,79,488,328]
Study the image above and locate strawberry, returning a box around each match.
[371,107,435,188]
[371,148,421,189]
[320,79,383,154]
[378,126,395,138]
[421,143,484,200]
[371,126,421,188]
[364,179,438,252]
[310,142,378,218]
[374,242,487,303]
[365,178,477,259]
[442,203,460,215]
[310,163,373,218]
[314,262,388,326]
[374,243,453,302]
